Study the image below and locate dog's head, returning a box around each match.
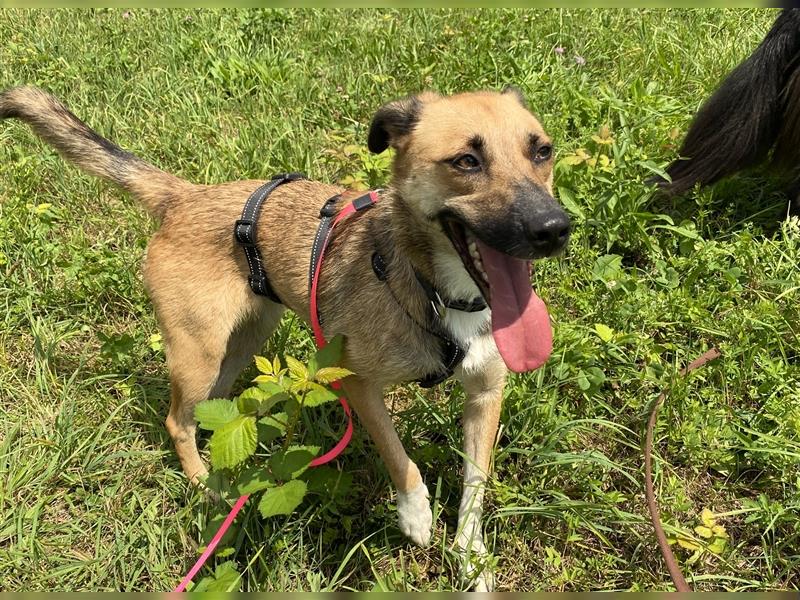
[369,89,569,288]
[368,89,569,373]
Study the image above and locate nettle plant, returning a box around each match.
[193,335,352,521]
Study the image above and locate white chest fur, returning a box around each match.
[433,252,500,374]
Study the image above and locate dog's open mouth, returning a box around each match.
[441,219,491,302]
[441,218,554,374]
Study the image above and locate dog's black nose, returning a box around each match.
[527,209,570,257]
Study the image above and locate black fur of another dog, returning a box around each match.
[659,8,800,216]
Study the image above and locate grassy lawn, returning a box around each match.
[1,8,798,592]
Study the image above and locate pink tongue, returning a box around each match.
[475,240,553,373]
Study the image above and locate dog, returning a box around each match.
[659,8,800,217]
[0,86,569,590]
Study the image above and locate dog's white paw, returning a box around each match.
[396,482,433,546]
[459,545,495,591]
[471,568,495,592]
[457,513,494,591]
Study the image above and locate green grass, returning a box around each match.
[1,7,798,592]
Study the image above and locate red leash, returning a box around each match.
[174,191,378,592]
[644,348,721,592]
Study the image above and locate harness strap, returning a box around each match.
[235,172,306,302]
[307,190,379,466]
[417,339,466,388]
[310,191,380,343]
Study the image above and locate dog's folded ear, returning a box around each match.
[368,94,432,154]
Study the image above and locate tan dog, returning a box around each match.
[0,86,569,590]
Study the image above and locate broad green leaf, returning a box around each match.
[285,355,307,381]
[258,480,307,518]
[253,374,277,384]
[235,466,276,495]
[304,383,339,407]
[694,525,713,539]
[559,154,586,166]
[272,356,281,375]
[711,524,729,538]
[209,415,257,470]
[237,384,288,415]
[303,466,353,497]
[591,254,623,283]
[192,561,241,592]
[195,399,240,431]
[676,536,700,551]
[259,412,288,431]
[309,334,345,375]
[556,186,585,220]
[290,380,314,394]
[203,471,231,498]
[238,386,268,402]
[586,366,606,386]
[314,367,353,384]
[261,392,289,414]
[200,510,238,547]
[258,381,285,396]
[258,412,287,445]
[269,445,319,480]
[594,323,614,342]
[576,372,591,391]
[707,537,727,554]
[237,391,261,415]
[254,355,273,375]
[700,508,716,527]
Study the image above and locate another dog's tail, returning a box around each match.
[0,86,188,218]
[660,9,800,194]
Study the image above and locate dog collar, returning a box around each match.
[370,252,487,319]
[369,249,486,388]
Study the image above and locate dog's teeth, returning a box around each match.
[473,255,489,283]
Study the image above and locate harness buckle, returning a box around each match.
[234,219,256,246]
[319,195,340,218]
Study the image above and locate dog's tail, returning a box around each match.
[0,86,188,218]
[660,9,800,194]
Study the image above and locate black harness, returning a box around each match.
[234,177,488,387]
[234,172,307,303]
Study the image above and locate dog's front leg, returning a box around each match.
[341,376,433,546]
[456,359,506,591]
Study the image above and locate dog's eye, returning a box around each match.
[534,145,553,163]
[452,154,481,172]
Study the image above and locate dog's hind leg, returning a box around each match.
[162,303,284,484]
[340,375,433,547]
[141,212,289,484]
[455,358,507,592]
